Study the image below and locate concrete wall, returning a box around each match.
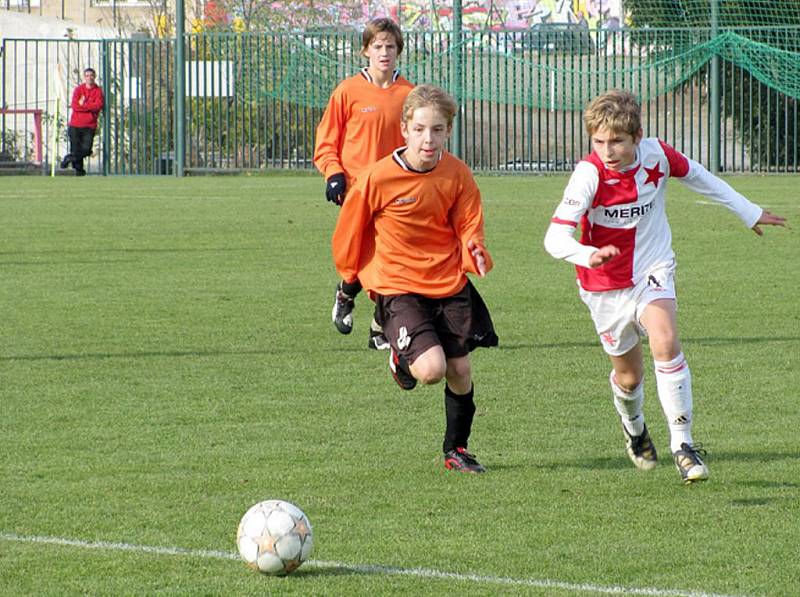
[2,0,149,32]
[0,8,113,39]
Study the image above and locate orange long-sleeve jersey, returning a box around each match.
[313,70,414,184]
[332,149,493,298]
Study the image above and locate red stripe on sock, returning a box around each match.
[656,360,686,374]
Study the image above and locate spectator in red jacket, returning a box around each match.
[61,68,104,176]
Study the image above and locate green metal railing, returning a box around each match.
[1,28,798,175]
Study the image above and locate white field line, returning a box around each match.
[0,532,749,597]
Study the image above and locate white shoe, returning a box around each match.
[673,443,709,484]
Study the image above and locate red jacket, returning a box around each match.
[69,83,104,129]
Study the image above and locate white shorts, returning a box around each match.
[578,261,677,357]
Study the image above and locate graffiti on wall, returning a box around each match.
[381,0,624,31]
[209,0,624,32]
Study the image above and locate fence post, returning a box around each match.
[101,40,110,176]
[174,0,186,176]
[1,40,6,151]
[710,0,720,174]
[450,0,462,158]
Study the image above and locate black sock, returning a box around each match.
[443,384,476,453]
[340,279,362,297]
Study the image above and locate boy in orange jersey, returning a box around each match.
[314,18,414,351]
[332,85,498,474]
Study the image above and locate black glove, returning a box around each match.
[325,173,347,206]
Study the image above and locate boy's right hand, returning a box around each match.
[467,240,490,277]
[589,245,620,268]
[326,173,347,206]
[751,209,787,236]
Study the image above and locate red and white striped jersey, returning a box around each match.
[544,138,763,292]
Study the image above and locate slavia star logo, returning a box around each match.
[643,162,665,187]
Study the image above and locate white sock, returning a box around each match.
[654,352,693,452]
[610,371,645,437]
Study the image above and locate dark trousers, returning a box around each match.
[65,126,96,173]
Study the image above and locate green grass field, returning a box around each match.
[1,174,797,596]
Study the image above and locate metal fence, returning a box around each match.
[2,28,798,175]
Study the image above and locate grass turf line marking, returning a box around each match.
[1,532,747,597]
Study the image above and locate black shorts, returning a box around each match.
[374,280,498,365]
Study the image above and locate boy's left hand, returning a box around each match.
[752,209,787,236]
[467,240,488,277]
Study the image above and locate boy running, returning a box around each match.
[314,17,414,350]
[332,85,498,474]
[544,89,786,484]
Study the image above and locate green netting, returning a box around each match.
[201,0,800,110]
[275,30,798,110]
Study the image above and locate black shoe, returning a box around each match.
[60,155,71,169]
[389,347,416,390]
[444,447,486,473]
[368,328,390,350]
[331,283,355,334]
[622,422,657,470]
[673,442,709,484]
[75,169,87,177]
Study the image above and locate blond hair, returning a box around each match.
[583,89,642,136]
[402,84,457,126]
[362,18,404,55]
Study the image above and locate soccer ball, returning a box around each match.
[236,499,314,575]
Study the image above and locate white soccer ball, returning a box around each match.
[236,499,314,575]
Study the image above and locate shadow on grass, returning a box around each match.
[704,450,800,464]
[541,451,800,472]
[0,343,404,362]
[0,349,280,362]
[292,564,370,578]
[529,456,630,471]
[498,335,800,351]
[736,479,800,489]
[0,246,263,257]
[477,462,530,472]
[684,335,800,346]
[729,497,782,506]
[1,259,138,266]
[498,341,597,350]
[5,337,797,365]
[729,484,799,507]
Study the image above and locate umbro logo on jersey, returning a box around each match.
[360,106,378,113]
[394,196,416,205]
[604,179,621,185]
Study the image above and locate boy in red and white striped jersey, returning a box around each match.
[544,89,786,484]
